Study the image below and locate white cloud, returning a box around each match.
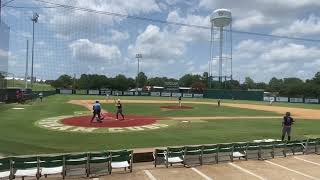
[128,25,185,60]
[109,30,130,43]
[69,39,121,62]
[233,39,320,81]
[233,10,277,30]
[166,11,210,42]
[272,15,320,36]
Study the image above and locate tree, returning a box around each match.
[202,72,209,87]
[147,77,166,87]
[179,74,202,87]
[112,74,130,91]
[136,72,147,88]
[51,74,73,88]
[268,77,283,92]
[244,77,255,89]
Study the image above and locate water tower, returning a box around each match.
[209,9,233,85]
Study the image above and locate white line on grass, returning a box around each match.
[294,156,320,166]
[265,160,319,180]
[191,167,213,180]
[228,163,266,180]
[144,170,157,180]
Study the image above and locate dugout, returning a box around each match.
[204,89,263,101]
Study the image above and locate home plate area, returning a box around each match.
[62,113,158,128]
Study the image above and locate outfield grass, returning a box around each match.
[6,79,54,91]
[0,94,319,156]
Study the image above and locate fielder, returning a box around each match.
[282,112,294,141]
[105,93,110,103]
[178,96,182,107]
[115,99,125,120]
[269,98,274,106]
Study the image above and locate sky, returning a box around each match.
[1,0,320,82]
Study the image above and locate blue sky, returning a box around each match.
[1,0,320,82]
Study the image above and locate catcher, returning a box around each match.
[115,99,125,120]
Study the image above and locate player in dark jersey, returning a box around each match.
[282,112,294,141]
[91,101,103,123]
[178,96,182,107]
[115,99,125,120]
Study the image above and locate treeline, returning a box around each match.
[47,72,320,97]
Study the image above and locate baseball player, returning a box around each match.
[217,99,221,107]
[269,98,274,106]
[178,96,182,107]
[115,99,125,120]
[91,100,103,123]
[282,112,294,141]
[105,93,110,103]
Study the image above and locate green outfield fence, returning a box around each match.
[204,89,264,101]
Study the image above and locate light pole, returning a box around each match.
[135,53,142,92]
[25,40,29,89]
[30,12,39,88]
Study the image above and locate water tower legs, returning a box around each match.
[219,27,223,82]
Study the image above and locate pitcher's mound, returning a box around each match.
[160,105,193,110]
[62,113,157,127]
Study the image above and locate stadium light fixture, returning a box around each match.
[135,53,142,92]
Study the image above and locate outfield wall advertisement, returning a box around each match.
[276,97,288,102]
[289,98,303,103]
[88,90,99,95]
[151,92,161,96]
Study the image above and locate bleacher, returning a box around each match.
[0,138,318,179]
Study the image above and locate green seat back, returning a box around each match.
[65,153,88,166]
[39,155,64,168]
[154,149,166,157]
[167,147,184,158]
[218,144,233,152]
[185,146,202,155]
[89,151,110,164]
[111,150,132,162]
[13,156,38,169]
[0,158,11,171]
[260,142,274,149]
[202,145,218,154]
[246,142,260,150]
[286,140,302,147]
[232,143,247,151]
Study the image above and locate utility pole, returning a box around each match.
[135,53,142,93]
[25,40,29,88]
[30,12,39,88]
[0,0,2,24]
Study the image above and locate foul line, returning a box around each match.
[191,168,213,180]
[294,156,320,166]
[228,163,266,180]
[265,160,319,180]
[144,170,157,180]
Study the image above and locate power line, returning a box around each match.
[5,0,320,43]
[5,5,61,9]
[33,0,320,43]
[2,0,16,7]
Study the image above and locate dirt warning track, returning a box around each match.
[69,99,320,120]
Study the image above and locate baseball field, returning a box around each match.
[1,94,320,156]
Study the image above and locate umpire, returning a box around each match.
[282,112,294,141]
[91,101,102,123]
